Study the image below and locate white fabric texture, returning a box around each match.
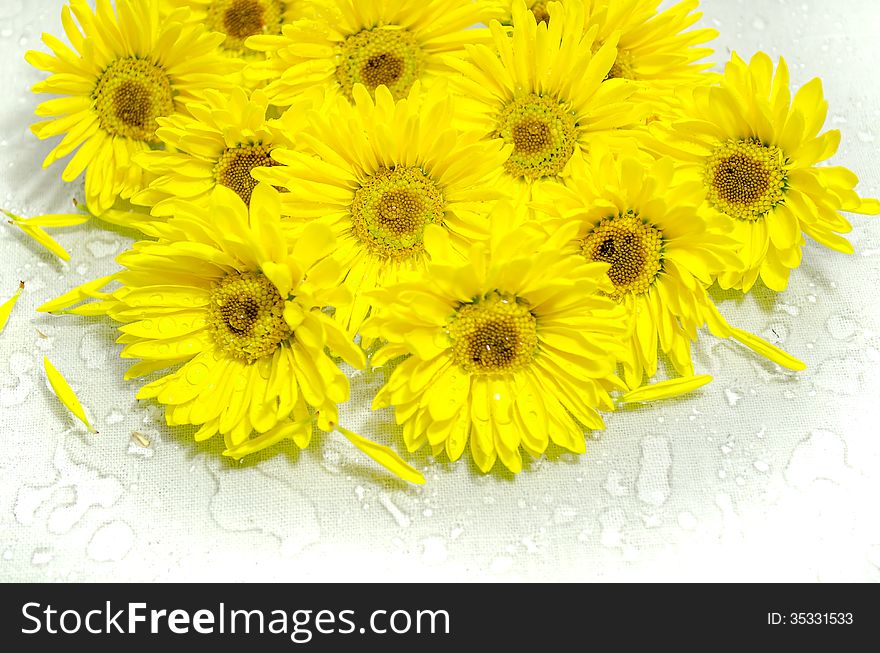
[1,0,879,582]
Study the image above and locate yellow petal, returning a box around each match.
[0,281,24,333]
[10,213,89,227]
[11,221,71,261]
[728,327,807,371]
[335,424,425,485]
[37,273,117,313]
[620,375,713,403]
[43,356,96,432]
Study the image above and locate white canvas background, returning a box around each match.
[1,0,878,582]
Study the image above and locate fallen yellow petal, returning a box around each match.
[10,213,89,227]
[729,327,807,371]
[43,356,96,433]
[0,281,24,333]
[620,374,713,404]
[335,424,425,485]
[12,221,71,261]
[37,273,117,313]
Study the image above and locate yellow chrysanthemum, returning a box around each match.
[26,0,239,216]
[131,86,313,217]
[361,206,631,474]
[256,82,510,334]
[449,0,644,203]
[245,0,499,106]
[55,183,367,458]
[161,0,307,59]
[488,0,717,94]
[652,52,880,292]
[535,148,806,388]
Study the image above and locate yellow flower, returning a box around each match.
[487,0,718,107]
[160,0,307,59]
[362,205,630,474]
[256,83,510,335]
[245,0,498,106]
[82,183,364,458]
[652,52,880,292]
[535,148,806,389]
[131,86,313,217]
[26,0,239,216]
[449,0,644,203]
[583,0,719,120]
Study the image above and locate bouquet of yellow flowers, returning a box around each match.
[6,0,876,482]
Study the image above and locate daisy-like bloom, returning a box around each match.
[361,207,631,474]
[535,148,806,389]
[449,0,645,203]
[652,52,880,292]
[245,0,499,106]
[161,0,307,59]
[581,0,718,120]
[26,0,239,215]
[256,83,510,335]
[131,87,313,217]
[74,183,365,458]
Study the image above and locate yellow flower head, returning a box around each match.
[131,86,313,218]
[652,51,880,292]
[26,0,240,216]
[487,0,718,103]
[105,183,365,458]
[362,204,630,474]
[246,0,498,106]
[450,0,645,203]
[535,148,805,388]
[256,82,510,335]
[161,0,307,59]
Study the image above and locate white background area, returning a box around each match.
[1,0,879,582]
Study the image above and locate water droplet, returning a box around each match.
[724,388,742,407]
[184,361,210,384]
[867,545,880,570]
[2,550,12,561]
[678,512,698,530]
[786,430,849,489]
[105,410,124,425]
[553,505,578,525]
[599,507,626,547]
[752,17,766,29]
[420,537,447,565]
[31,548,52,566]
[489,556,514,574]
[604,469,629,497]
[754,460,770,473]
[825,314,858,340]
[857,131,875,143]
[378,492,410,528]
[87,521,134,562]
[637,436,671,506]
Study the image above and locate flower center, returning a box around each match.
[582,210,664,300]
[605,49,636,81]
[448,292,538,374]
[207,271,290,363]
[705,138,788,222]
[495,93,578,180]
[214,144,279,206]
[350,166,445,260]
[530,1,550,23]
[207,0,283,54]
[336,27,424,100]
[93,57,174,143]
